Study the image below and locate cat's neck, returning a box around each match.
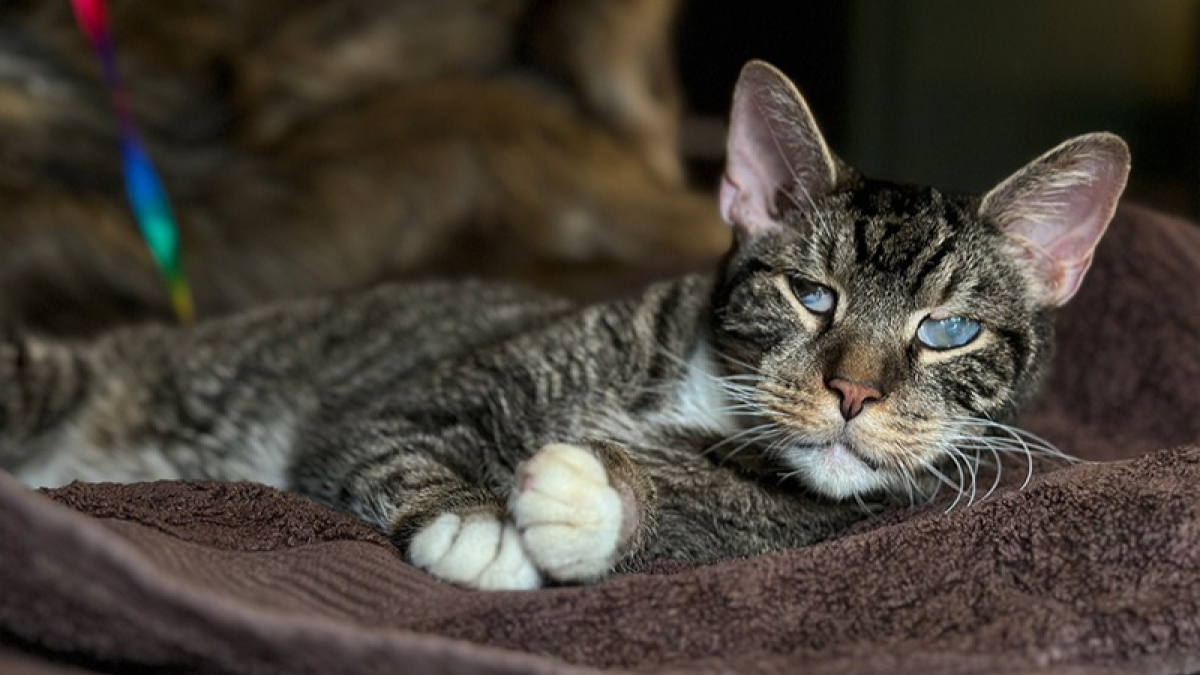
[640,338,740,437]
[618,273,785,470]
[637,273,745,438]
[584,273,742,441]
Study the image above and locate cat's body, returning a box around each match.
[0,62,1130,590]
[5,273,865,580]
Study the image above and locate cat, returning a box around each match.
[0,0,727,336]
[0,61,1129,590]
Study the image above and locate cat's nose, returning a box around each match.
[825,376,884,420]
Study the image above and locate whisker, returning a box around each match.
[947,449,976,509]
[763,431,800,464]
[897,466,918,507]
[957,417,1078,462]
[923,461,965,513]
[851,492,874,515]
[945,446,974,504]
[939,415,1083,500]
[704,346,800,389]
[701,422,779,460]
[962,426,1033,489]
[980,443,1003,501]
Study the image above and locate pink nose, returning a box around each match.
[826,377,884,420]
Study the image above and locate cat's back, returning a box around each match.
[94,279,577,389]
[356,280,577,363]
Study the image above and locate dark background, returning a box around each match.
[675,0,1199,220]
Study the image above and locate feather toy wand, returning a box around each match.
[70,0,195,322]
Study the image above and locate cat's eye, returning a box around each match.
[916,316,982,350]
[789,278,836,314]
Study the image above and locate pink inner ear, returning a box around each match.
[719,143,790,235]
[719,88,798,235]
[1013,166,1123,305]
[984,135,1130,306]
[718,172,740,226]
[1018,177,1113,260]
[719,61,838,238]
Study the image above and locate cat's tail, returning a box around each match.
[0,325,91,470]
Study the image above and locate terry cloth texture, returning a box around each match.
[1,202,1198,675]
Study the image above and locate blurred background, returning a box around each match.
[677,0,1199,219]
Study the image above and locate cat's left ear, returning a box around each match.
[720,60,841,237]
[980,133,1130,306]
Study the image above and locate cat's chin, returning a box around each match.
[783,442,891,501]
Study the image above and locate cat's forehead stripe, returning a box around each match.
[821,183,975,300]
[908,235,959,298]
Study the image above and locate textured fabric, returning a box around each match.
[1,203,1198,675]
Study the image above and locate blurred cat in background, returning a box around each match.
[0,0,729,335]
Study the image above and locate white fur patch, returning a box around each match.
[782,442,889,500]
[408,512,541,590]
[14,427,181,489]
[14,419,296,490]
[511,443,624,582]
[647,342,742,437]
[593,342,742,447]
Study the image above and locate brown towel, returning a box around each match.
[1,203,1198,675]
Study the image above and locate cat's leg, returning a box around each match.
[628,455,879,566]
[293,416,655,589]
[290,419,554,591]
[514,439,878,571]
[509,440,654,584]
[510,441,873,578]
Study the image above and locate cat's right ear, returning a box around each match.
[720,60,840,238]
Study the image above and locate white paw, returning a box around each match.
[408,512,541,590]
[511,443,624,582]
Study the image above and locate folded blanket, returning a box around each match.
[1,203,1198,675]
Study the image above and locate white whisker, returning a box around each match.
[701,423,778,460]
[923,461,965,512]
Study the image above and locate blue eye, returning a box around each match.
[789,278,836,314]
[917,316,981,350]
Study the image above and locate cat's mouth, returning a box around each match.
[778,436,883,471]
[828,441,881,471]
[778,440,893,500]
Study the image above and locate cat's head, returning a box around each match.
[709,60,1129,501]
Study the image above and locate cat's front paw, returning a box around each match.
[511,443,627,583]
[408,511,541,591]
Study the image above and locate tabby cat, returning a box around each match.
[1,62,1129,590]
